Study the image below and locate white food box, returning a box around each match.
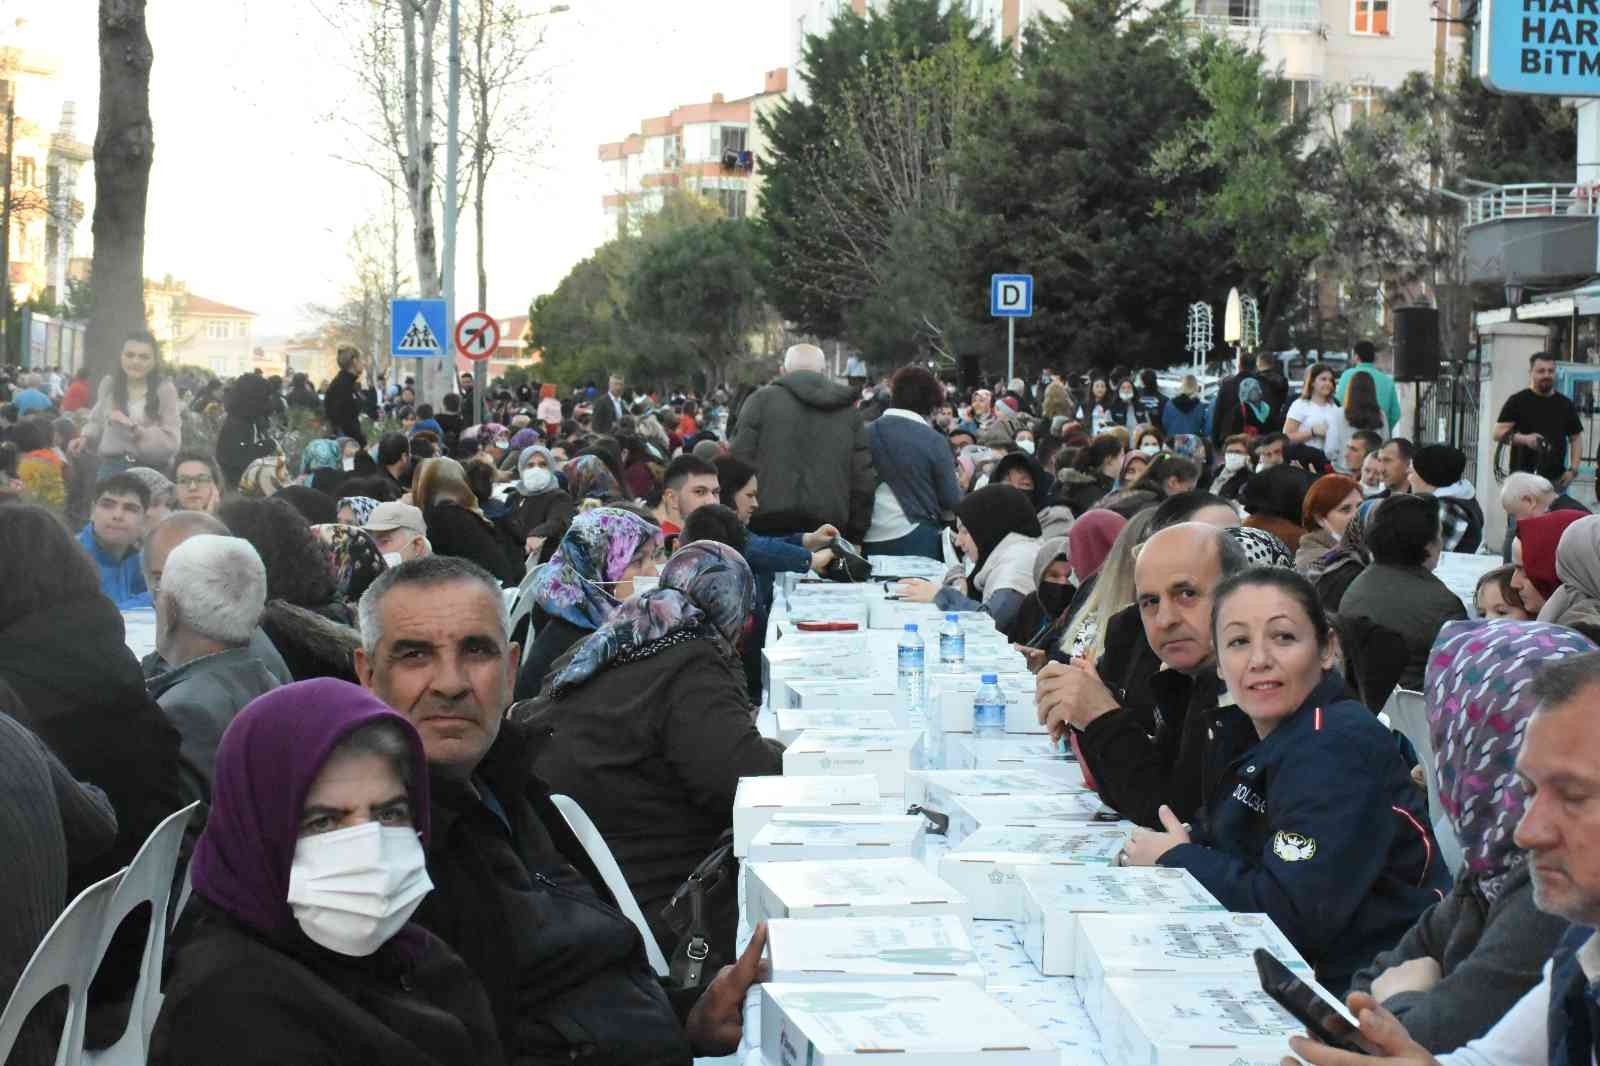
[1074,912,1313,1038]
[749,813,927,862]
[1016,866,1225,975]
[775,707,900,745]
[764,635,871,690]
[945,734,1085,785]
[760,980,1056,1065]
[1101,975,1347,1066]
[948,792,1120,844]
[732,774,881,857]
[937,825,1131,921]
[784,678,900,712]
[928,673,1044,734]
[766,915,985,986]
[784,729,925,795]
[746,857,972,927]
[867,599,950,630]
[904,769,1080,810]
[770,662,890,712]
[781,599,871,628]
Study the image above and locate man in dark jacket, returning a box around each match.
[592,373,626,435]
[355,555,762,1065]
[322,346,368,445]
[731,343,876,544]
[1036,523,1250,828]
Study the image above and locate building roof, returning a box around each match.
[181,295,256,318]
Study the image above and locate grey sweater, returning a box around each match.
[1347,863,1566,1053]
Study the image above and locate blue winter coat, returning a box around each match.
[77,524,149,609]
[1159,673,1451,995]
[1161,394,1210,439]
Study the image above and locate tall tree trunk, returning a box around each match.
[87,0,153,377]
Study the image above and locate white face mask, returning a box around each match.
[1016,439,1035,455]
[382,550,406,568]
[341,457,356,472]
[1118,389,1134,402]
[521,467,556,494]
[1223,453,1248,473]
[286,822,432,957]
[1361,481,1386,497]
[1140,443,1160,456]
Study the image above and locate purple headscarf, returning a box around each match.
[188,679,431,937]
[508,427,541,452]
[1426,619,1596,900]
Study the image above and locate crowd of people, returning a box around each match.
[3,332,1600,1065]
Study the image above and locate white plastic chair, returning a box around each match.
[0,871,124,1066]
[1385,689,1465,876]
[85,801,203,1065]
[549,794,671,977]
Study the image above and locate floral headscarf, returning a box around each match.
[548,541,753,695]
[239,454,289,497]
[338,496,381,526]
[1426,619,1596,900]
[1238,378,1270,424]
[564,454,620,502]
[1223,526,1294,569]
[311,524,389,602]
[299,439,342,479]
[525,508,663,631]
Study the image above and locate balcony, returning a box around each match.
[1462,182,1599,293]
[1186,0,1321,33]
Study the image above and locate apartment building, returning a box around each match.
[145,280,260,379]
[598,68,790,239]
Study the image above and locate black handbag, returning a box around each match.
[820,536,873,583]
[660,831,739,990]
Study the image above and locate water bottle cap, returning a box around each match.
[945,613,959,622]
[981,674,998,684]
[903,623,918,633]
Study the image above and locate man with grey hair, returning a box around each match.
[731,342,875,543]
[1287,649,1600,1066]
[1498,470,1589,561]
[1036,523,1250,829]
[150,534,278,797]
[355,556,765,1063]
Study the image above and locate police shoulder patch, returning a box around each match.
[1272,831,1317,862]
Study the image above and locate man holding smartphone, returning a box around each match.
[1285,651,1600,1065]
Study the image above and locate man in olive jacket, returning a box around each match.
[731,343,875,544]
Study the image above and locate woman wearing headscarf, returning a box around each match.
[519,542,783,961]
[1241,465,1308,552]
[563,454,623,504]
[1347,619,1583,1052]
[238,453,290,498]
[150,681,503,1066]
[514,508,664,700]
[1510,507,1588,617]
[1058,509,1126,641]
[298,438,348,496]
[338,495,382,527]
[1534,513,1600,632]
[312,525,390,604]
[413,457,522,587]
[1012,537,1074,650]
[1236,376,1274,436]
[508,447,577,557]
[895,484,1044,639]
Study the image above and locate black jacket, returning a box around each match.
[518,638,783,958]
[151,898,503,1066]
[1160,674,1452,995]
[509,490,577,545]
[415,722,693,1065]
[513,614,588,701]
[323,369,367,445]
[423,503,523,587]
[1054,469,1114,518]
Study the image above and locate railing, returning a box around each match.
[1186,0,1321,32]
[1465,183,1600,226]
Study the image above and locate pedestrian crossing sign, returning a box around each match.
[390,298,449,358]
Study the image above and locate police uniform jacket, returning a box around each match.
[1158,672,1451,995]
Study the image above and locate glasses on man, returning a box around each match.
[176,474,215,489]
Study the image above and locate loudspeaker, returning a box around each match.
[959,354,982,393]
[1392,307,1441,381]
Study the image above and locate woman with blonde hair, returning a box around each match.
[413,457,522,586]
[1060,505,1160,663]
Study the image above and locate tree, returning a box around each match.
[1449,27,1576,185]
[627,219,768,389]
[758,0,1001,356]
[307,199,413,386]
[87,0,154,377]
[954,0,1230,373]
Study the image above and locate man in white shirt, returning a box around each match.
[1286,651,1600,1066]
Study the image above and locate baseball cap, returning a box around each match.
[364,502,426,536]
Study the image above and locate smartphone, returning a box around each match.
[1254,949,1372,1055]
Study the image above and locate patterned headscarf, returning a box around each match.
[1223,526,1294,569]
[548,541,753,695]
[1426,619,1596,900]
[338,496,381,526]
[238,454,289,498]
[525,507,663,632]
[564,454,621,502]
[1238,378,1270,423]
[312,524,389,602]
[509,428,541,452]
[299,439,341,478]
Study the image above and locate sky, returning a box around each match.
[9,0,790,336]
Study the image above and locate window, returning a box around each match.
[206,320,231,340]
[1281,79,1316,122]
[719,126,748,157]
[714,187,747,219]
[1348,84,1381,124]
[235,321,249,339]
[1352,0,1388,35]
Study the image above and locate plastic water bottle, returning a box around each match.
[974,674,1006,739]
[898,623,926,723]
[939,613,965,665]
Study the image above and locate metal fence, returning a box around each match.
[1464,183,1600,227]
[1414,352,1485,476]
